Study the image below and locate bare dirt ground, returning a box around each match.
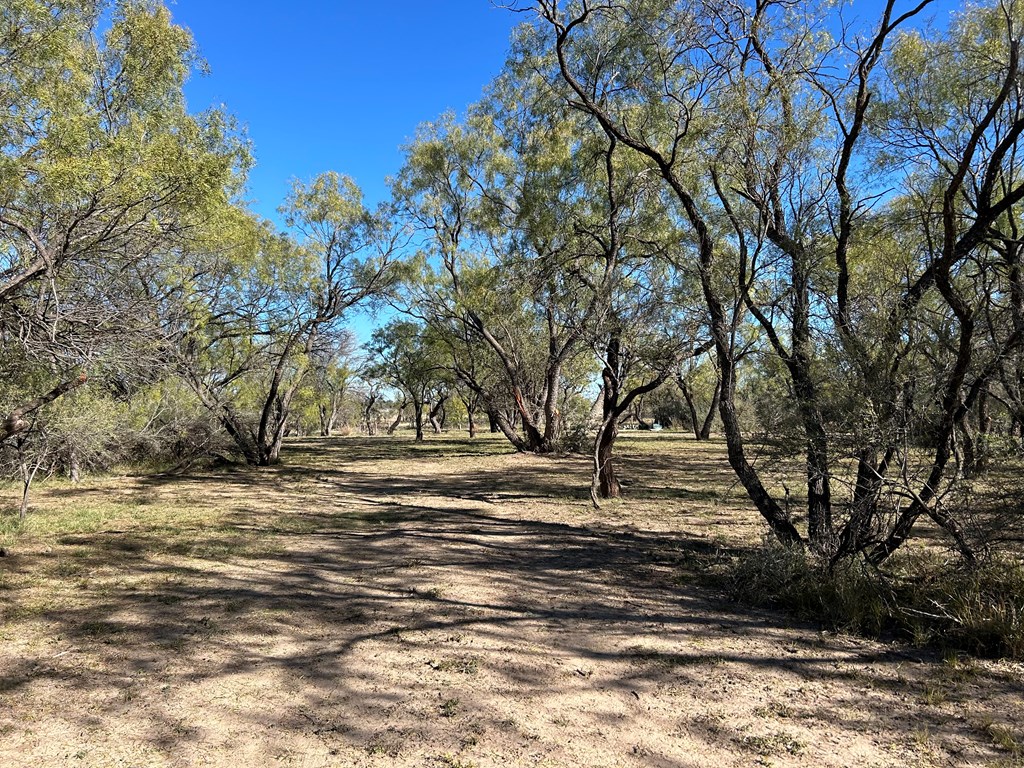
[1,432,1022,767]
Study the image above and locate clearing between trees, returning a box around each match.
[1,433,1022,768]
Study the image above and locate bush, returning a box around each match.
[900,556,1024,659]
[726,540,892,636]
[726,540,1024,659]
[556,422,592,454]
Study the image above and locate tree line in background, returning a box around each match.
[3,0,1024,572]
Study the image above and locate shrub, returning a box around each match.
[726,540,1024,659]
[726,540,891,636]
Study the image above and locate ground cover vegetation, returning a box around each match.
[1,0,1024,672]
[1,434,1023,767]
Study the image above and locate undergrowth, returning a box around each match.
[726,541,1024,659]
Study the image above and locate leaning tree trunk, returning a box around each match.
[677,374,702,439]
[387,400,406,435]
[698,376,721,439]
[592,418,620,502]
[0,373,88,446]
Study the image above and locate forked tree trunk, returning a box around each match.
[428,394,448,434]
[17,443,43,520]
[364,398,380,435]
[590,334,669,505]
[318,397,340,437]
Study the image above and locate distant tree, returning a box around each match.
[393,100,639,453]
[367,320,449,441]
[174,174,397,465]
[307,331,360,437]
[675,353,720,441]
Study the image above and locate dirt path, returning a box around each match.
[1,435,1022,766]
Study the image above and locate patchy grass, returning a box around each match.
[739,731,806,757]
[975,717,1024,760]
[428,656,479,674]
[439,698,461,718]
[0,432,1021,768]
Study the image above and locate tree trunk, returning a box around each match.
[677,374,702,439]
[413,398,425,441]
[589,417,618,501]
[17,443,43,520]
[364,397,380,435]
[974,384,991,473]
[428,394,448,434]
[698,376,721,439]
[867,320,983,565]
[261,413,288,466]
[387,401,406,435]
[489,407,530,451]
[590,334,669,505]
[68,448,81,484]
[633,399,652,430]
[833,447,893,562]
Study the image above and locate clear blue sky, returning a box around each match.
[168,0,963,225]
[165,0,962,343]
[169,0,523,222]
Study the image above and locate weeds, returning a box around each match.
[739,731,805,756]
[439,698,460,718]
[726,540,890,636]
[429,755,477,768]
[976,717,1024,758]
[726,541,1024,659]
[427,656,478,674]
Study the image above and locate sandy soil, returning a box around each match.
[1,433,1022,767]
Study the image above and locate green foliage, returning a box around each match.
[0,0,252,468]
[367,320,450,404]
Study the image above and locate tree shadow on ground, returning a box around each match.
[1,434,1021,767]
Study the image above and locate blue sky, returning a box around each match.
[165,0,963,341]
[169,0,523,223]
[169,0,963,226]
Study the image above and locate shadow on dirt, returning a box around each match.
[1,433,1019,765]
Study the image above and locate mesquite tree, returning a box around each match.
[175,174,397,465]
[529,0,1024,561]
[0,1,247,451]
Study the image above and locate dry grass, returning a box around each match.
[0,431,1022,767]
